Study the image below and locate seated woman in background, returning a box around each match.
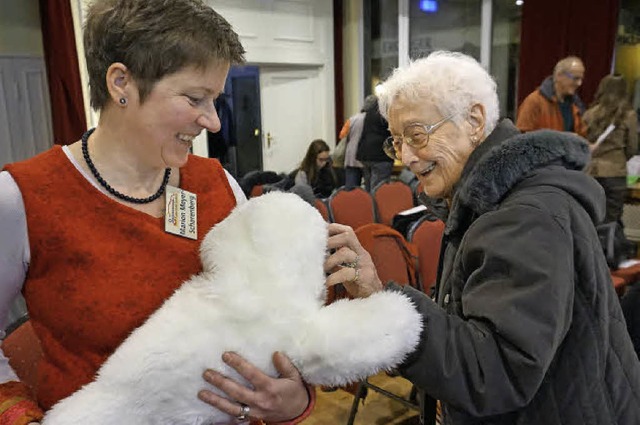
[292,139,338,198]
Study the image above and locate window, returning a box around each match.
[491,0,522,120]
[362,0,522,118]
[409,0,482,61]
[365,0,399,95]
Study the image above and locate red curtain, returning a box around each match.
[517,0,619,107]
[39,0,87,145]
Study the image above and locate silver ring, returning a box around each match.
[236,404,250,420]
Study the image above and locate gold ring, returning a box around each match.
[347,267,360,283]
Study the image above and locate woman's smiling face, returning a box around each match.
[387,96,476,200]
[125,61,230,169]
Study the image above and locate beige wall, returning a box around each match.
[0,0,43,56]
[342,0,364,120]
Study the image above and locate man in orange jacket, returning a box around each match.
[517,56,587,137]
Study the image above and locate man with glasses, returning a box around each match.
[517,56,587,136]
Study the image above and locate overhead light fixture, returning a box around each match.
[419,0,438,13]
[515,0,524,5]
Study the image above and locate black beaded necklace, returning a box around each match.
[81,128,171,204]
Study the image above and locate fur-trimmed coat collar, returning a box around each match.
[446,119,601,234]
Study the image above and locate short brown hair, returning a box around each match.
[84,0,246,110]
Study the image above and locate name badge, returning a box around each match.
[165,185,197,240]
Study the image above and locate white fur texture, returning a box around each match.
[42,192,423,425]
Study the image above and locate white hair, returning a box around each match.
[378,51,500,136]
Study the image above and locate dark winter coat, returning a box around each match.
[390,120,640,424]
[355,98,393,163]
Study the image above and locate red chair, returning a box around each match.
[355,223,419,289]
[371,180,414,226]
[611,262,640,286]
[407,215,445,295]
[249,184,264,198]
[345,226,421,423]
[327,187,375,230]
[313,198,331,222]
[2,319,42,393]
[611,274,627,295]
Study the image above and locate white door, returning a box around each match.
[259,65,325,173]
[0,56,53,166]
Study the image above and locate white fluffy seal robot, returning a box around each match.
[43,192,422,425]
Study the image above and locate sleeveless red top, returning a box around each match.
[5,146,236,409]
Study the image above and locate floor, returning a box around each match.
[304,372,421,424]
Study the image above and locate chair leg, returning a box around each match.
[409,384,418,404]
[346,381,368,425]
[423,394,437,425]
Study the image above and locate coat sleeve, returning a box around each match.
[516,94,542,133]
[339,119,350,140]
[0,172,44,424]
[395,204,574,417]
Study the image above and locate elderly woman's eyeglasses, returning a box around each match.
[383,115,454,160]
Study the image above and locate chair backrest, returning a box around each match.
[372,180,415,226]
[249,184,264,198]
[314,198,331,222]
[238,170,283,197]
[407,216,445,294]
[327,186,375,230]
[2,320,42,393]
[355,223,419,288]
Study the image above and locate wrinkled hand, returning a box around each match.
[198,351,308,423]
[324,223,383,298]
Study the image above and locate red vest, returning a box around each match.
[4,146,236,409]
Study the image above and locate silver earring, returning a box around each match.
[119,97,127,105]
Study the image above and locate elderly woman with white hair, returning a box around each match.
[324,51,640,425]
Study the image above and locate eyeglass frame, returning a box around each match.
[383,114,455,160]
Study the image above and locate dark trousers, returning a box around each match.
[362,161,394,192]
[595,176,627,224]
[345,166,363,189]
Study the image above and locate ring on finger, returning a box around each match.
[236,404,250,420]
[347,267,360,283]
[343,255,360,269]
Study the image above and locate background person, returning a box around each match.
[292,139,338,198]
[340,95,378,189]
[355,94,394,191]
[0,1,313,423]
[517,56,587,136]
[584,74,638,225]
[325,51,640,425]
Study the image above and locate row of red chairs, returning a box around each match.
[314,181,445,295]
[314,181,414,229]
